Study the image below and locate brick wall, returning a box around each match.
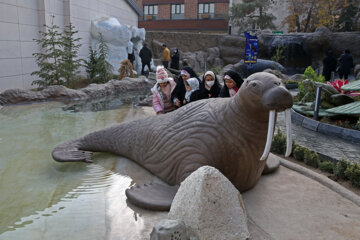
[184,0,198,19]
[158,4,170,19]
[215,2,229,15]
[139,19,228,31]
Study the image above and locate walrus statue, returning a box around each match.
[52,72,293,211]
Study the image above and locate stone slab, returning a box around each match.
[243,165,360,240]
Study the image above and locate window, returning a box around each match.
[144,5,158,20]
[198,3,214,19]
[171,4,184,20]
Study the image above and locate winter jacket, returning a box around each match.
[171,66,200,106]
[322,52,337,81]
[151,79,176,113]
[139,46,152,63]
[193,74,221,100]
[338,53,354,75]
[170,50,180,70]
[161,47,171,61]
[219,70,244,98]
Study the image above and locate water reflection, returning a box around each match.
[0,101,166,240]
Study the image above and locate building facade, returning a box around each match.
[0,0,141,92]
[135,0,229,32]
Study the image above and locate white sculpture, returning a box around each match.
[90,17,146,74]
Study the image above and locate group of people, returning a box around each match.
[138,43,180,75]
[322,49,354,81]
[151,65,243,114]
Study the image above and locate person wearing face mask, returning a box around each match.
[197,71,221,100]
[171,66,200,108]
[219,70,244,98]
[151,66,177,114]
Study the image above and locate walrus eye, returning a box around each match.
[251,83,257,87]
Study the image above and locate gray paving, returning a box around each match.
[276,108,360,163]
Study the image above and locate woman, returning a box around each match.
[171,66,200,107]
[170,48,180,70]
[197,71,221,100]
[183,77,200,105]
[219,70,244,98]
[151,66,176,114]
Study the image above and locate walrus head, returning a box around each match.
[236,72,293,161]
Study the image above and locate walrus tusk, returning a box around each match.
[284,108,292,157]
[260,110,276,161]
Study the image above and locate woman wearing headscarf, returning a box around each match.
[197,70,221,100]
[170,48,180,70]
[219,70,244,98]
[171,66,200,107]
[183,77,200,105]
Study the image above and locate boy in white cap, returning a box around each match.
[151,66,177,114]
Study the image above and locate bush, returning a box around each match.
[334,158,350,180]
[293,145,307,162]
[304,150,319,168]
[345,163,360,187]
[302,66,325,83]
[271,128,286,154]
[319,161,335,173]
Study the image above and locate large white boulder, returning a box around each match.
[90,17,146,74]
[168,166,250,240]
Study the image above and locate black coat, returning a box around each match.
[322,53,337,81]
[171,66,200,106]
[191,74,221,101]
[170,51,180,70]
[338,53,354,75]
[139,46,152,63]
[219,70,244,98]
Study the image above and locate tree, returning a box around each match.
[60,22,82,87]
[95,33,113,83]
[282,0,360,32]
[85,46,98,80]
[31,16,65,88]
[84,33,113,83]
[230,0,276,32]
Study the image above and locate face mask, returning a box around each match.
[206,80,215,87]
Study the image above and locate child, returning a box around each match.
[151,66,176,114]
[183,77,200,105]
[219,70,244,97]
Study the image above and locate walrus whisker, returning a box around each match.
[284,108,292,157]
[260,110,276,161]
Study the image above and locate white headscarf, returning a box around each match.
[185,78,199,102]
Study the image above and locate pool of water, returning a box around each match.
[0,98,167,240]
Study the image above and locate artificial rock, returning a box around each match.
[168,166,250,240]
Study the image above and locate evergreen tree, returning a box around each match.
[31,16,65,88]
[231,0,276,32]
[60,22,82,87]
[85,46,98,80]
[95,33,113,83]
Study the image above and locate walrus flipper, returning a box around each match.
[262,153,280,175]
[125,183,179,211]
[52,140,93,163]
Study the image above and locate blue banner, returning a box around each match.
[244,32,258,64]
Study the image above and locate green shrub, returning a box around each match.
[293,145,307,162]
[271,128,286,154]
[304,150,319,168]
[318,161,335,174]
[334,158,350,180]
[345,163,360,187]
[302,66,325,83]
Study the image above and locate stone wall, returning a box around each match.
[0,0,139,92]
[145,31,224,54]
